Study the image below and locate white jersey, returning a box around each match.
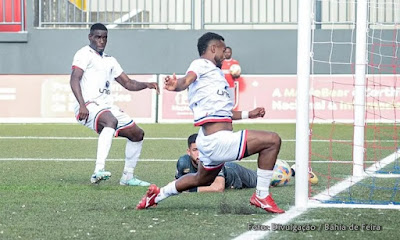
[71,45,123,107]
[186,58,234,126]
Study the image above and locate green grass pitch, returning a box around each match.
[0,123,398,239]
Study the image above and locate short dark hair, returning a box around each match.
[197,32,224,56]
[187,134,198,148]
[226,46,232,51]
[90,23,108,34]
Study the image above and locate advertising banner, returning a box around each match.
[158,74,400,123]
[158,75,193,123]
[2,74,399,123]
[0,75,157,123]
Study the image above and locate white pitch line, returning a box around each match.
[0,158,256,162]
[312,150,400,203]
[0,158,258,162]
[0,158,175,162]
[0,158,380,163]
[0,136,397,143]
[233,150,400,240]
[0,136,187,140]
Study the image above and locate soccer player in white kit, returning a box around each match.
[70,23,159,186]
[136,32,284,213]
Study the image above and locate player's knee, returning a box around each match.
[272,132,282,148]
[105,118,118,129]
[138,129,145,141]
[267,132,281,150]
[132,129,144,141]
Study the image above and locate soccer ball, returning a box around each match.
[271,159,292,187]
[229,64,241,77]
[290,164,319,185]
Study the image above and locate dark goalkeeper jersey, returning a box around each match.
[175,155,257,190]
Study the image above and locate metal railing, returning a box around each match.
[0,0,25,31]
[38,0,195,29]
[37,0,400,29]
[201,0,298,29]
[316,0,400,26]
[38,0,298,29]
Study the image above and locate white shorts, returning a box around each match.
[74,102,135,136]
[196,127,248,170]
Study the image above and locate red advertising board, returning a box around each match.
[158,75,192,123]
[158,74,400,123]
[0,75,156,123]
[1,74,399,123]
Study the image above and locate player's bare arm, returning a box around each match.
[164,72,197,91]
[116,72,160,94]
[70,67,89,121]
[198,176,225,192]
[232,107,266,120]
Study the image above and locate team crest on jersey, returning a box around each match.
[183,168,190,174]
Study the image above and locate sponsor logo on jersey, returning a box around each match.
[99,81,111,95]
[217,89,230,98]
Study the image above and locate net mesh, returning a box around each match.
[309,0,400,205]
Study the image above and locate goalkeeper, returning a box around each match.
[175,134,257,192]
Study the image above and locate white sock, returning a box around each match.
[256,168,273,198]
[122,140,143,180]
[94,127,115,173]
[121,168,134,181]
[155,181,179,203]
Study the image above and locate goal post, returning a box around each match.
[296,0,400,209]
[295,0,312,208]
[353,0,367,177]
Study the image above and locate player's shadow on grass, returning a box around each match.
[219,196,257,215]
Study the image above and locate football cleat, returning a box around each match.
[250,193,285,214]
[120,177,151,187]
[136,184,160,210]
[90,170,111,184]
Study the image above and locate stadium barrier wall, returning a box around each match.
[1,74,398,123]
[0,75,156,123]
